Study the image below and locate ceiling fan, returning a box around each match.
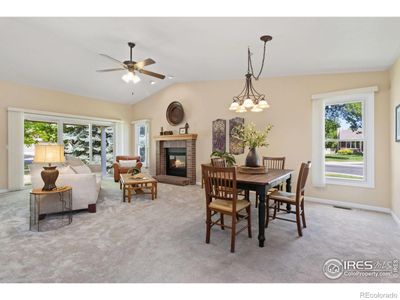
[97,42,166,83]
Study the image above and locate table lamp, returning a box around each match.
[33,143,65,191]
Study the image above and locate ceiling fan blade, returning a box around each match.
[99,53,126,67]
[135,58,156,69]
[139,69,165,79]
[96,68,126,72]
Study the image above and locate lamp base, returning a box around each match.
[41,166,59,191]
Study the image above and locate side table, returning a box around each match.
[30,186,73,232]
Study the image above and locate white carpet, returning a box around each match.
[0,180,399,283]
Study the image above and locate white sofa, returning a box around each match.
[30,163,101,214]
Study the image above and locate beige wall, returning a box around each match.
[131,71,391,209]
[390,58,400,218]
[0,80,134,190]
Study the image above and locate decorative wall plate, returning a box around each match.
[166,101,184,126]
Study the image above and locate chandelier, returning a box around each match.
[229,35,272,113]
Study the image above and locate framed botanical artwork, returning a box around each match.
[396,105,400,142]
[179,127,186,134]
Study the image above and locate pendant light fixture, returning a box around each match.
[229,35,272,113]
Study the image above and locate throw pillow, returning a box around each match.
[119,160,137,168]
[58,165,75,175]
[71,164,92,174]
[65,156,85,167]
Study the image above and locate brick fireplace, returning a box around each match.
[155,134,197,185]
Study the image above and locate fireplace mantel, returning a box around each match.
[154,134,197,141]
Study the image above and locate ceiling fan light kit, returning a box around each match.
[121,71,141,83]
[97,42,166,85]
[230,35,272,113]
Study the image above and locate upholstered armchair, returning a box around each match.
[113,155,142,182]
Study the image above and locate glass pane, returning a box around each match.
[105,126,114,174]
[324,102,364,181]
[136,123,148,166]
[92,125,114,175]
[24,120,58,185]
[92,125,102,166]
[63,124,90,163]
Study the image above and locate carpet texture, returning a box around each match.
[0,180,399,283]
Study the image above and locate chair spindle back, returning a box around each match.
[211,158,226,168]
[202,164,237,204]
[263,157,286,170]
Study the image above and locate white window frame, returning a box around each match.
[312,86,377,188]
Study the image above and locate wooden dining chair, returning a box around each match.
[266,161,311,237]
[255,156,286,208]
[202,164,252,253]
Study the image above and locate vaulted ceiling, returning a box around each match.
[1,17,400,104]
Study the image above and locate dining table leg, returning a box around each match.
[286,175,292,212]
[257,184,269,247]
[244,190,250,200]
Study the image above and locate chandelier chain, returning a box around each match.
[248,40,267,80]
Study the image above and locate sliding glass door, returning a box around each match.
[23,114,117,186]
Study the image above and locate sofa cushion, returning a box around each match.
[119,160,137,168]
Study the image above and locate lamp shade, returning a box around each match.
[33,143,65,164]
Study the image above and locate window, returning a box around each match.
[133,120,150,168]
[312,87,376,188]
[325,101,364,181]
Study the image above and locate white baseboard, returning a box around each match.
[305,196,391,214]
[391,211,400,227]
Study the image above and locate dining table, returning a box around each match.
[236,169,294,247]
